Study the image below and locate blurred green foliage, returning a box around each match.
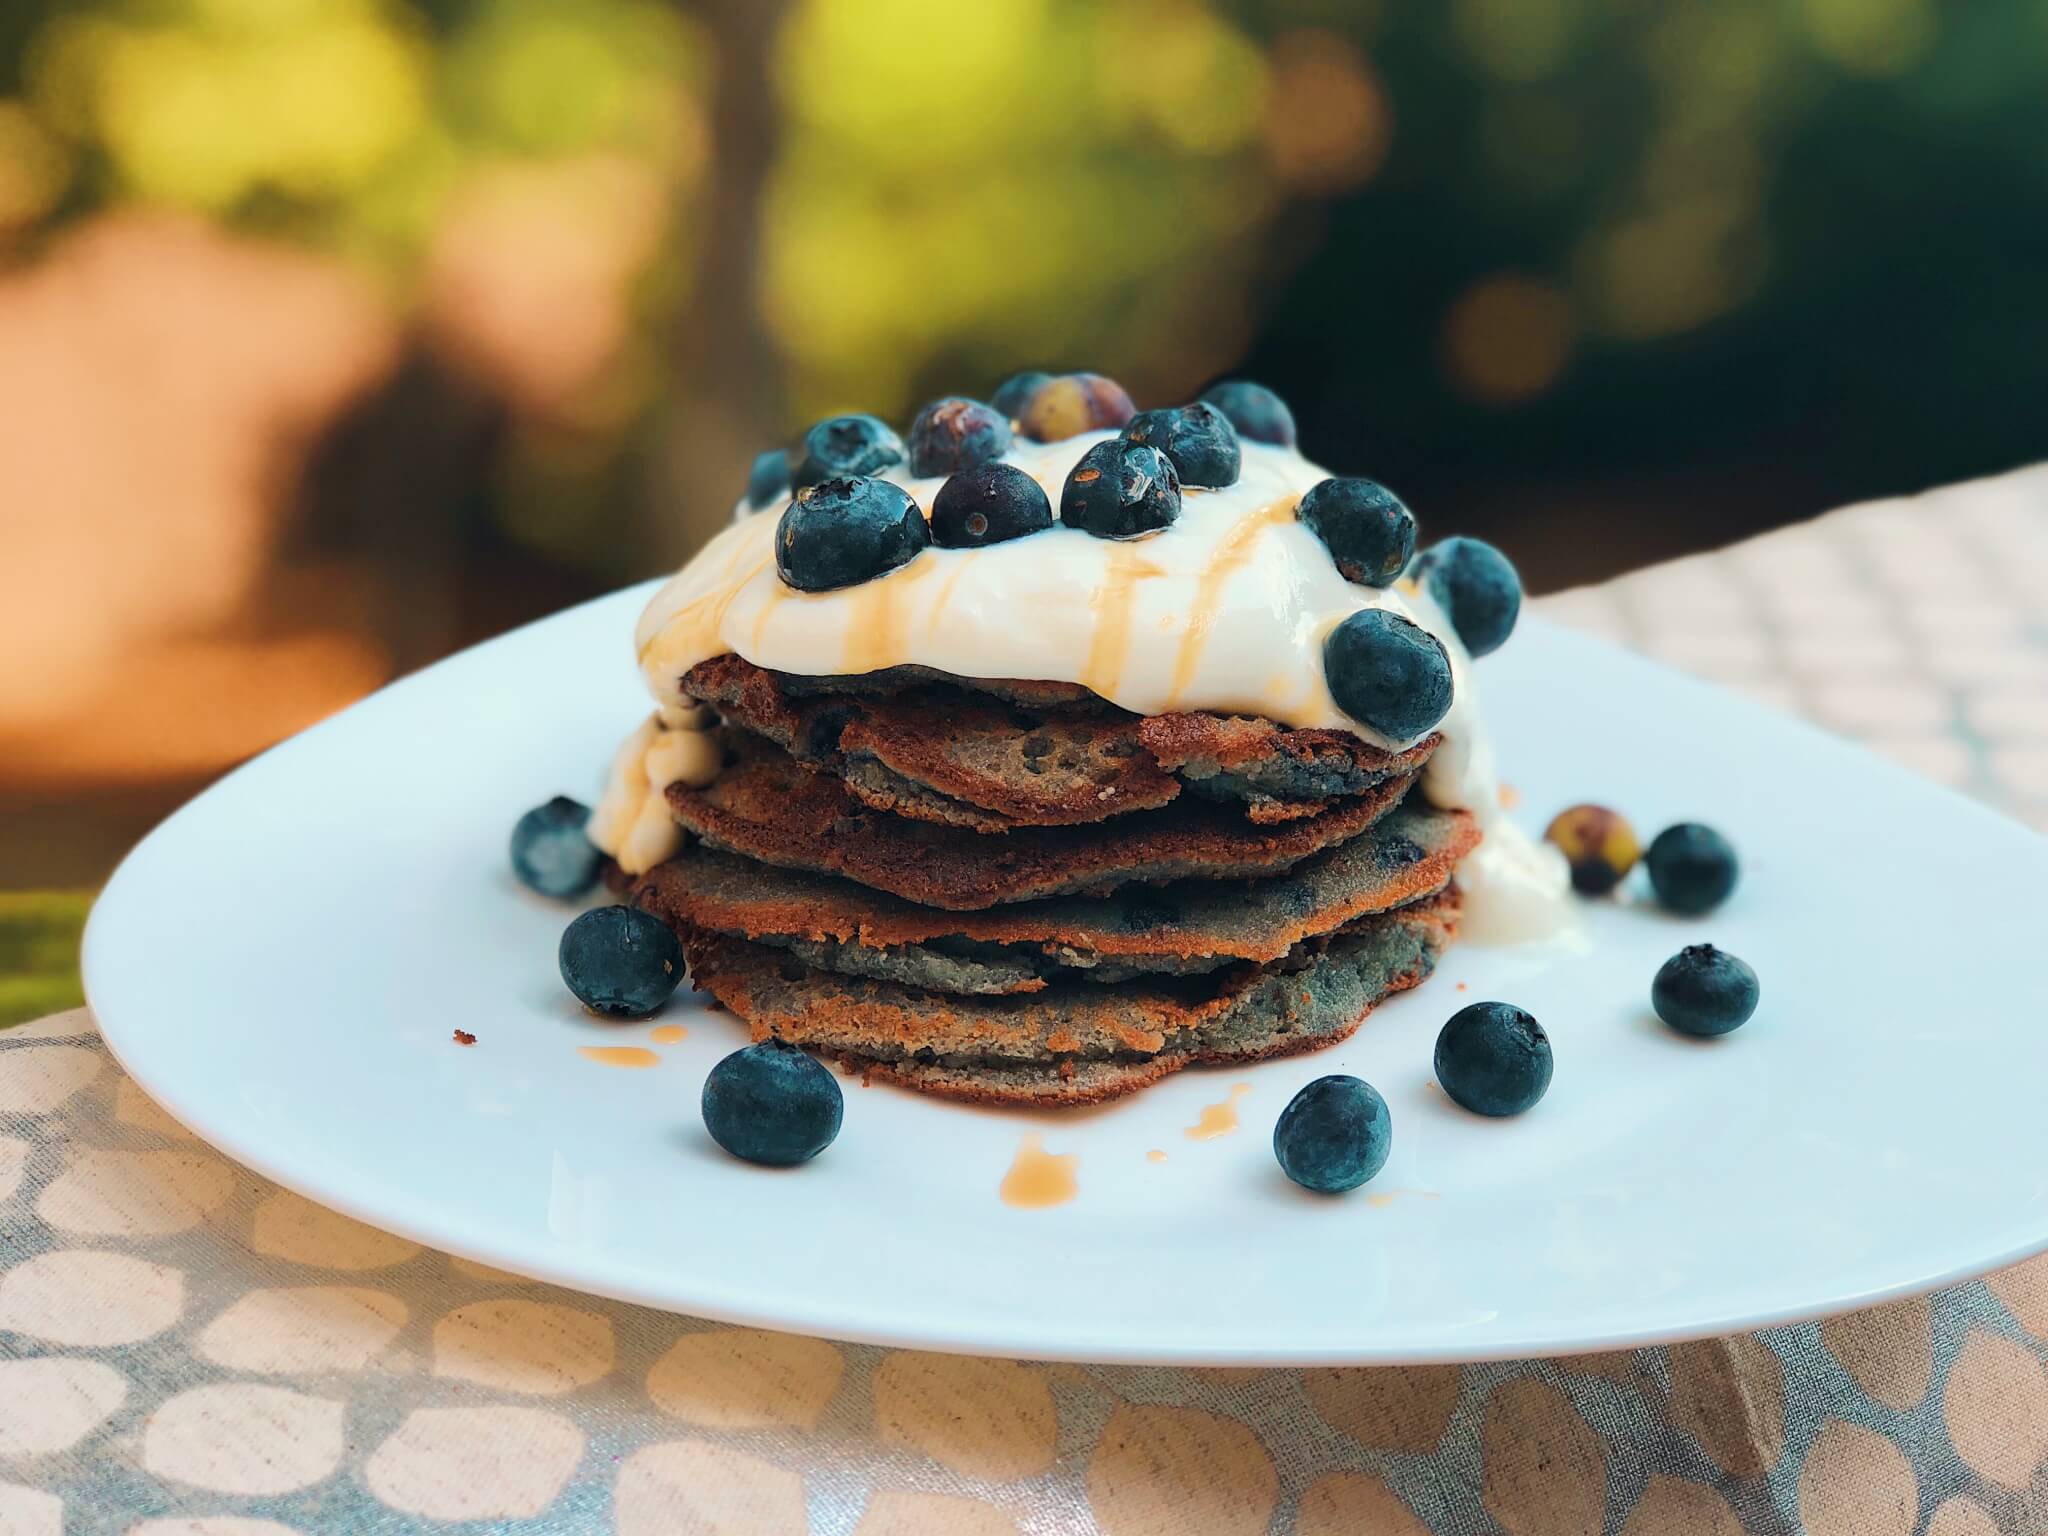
[0,0,2041,565]
[0,892,90,1027]
[7,0,703,261]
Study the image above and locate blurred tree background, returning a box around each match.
[2,0,2045,1002]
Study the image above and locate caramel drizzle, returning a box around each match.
[923,553,976,643]
[1081,545,1166,700]
[749,581,790,652]
[843,556,936,674]
[1166,497,1297,707]
[642,550,775,668]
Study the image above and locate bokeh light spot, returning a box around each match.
[1262,30,1389,194]
[1442,274,1576,404]
[1802,0,1937,78]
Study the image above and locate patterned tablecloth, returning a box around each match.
[5,467,2048,1536]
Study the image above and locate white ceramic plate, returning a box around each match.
[85,585,2048,1365]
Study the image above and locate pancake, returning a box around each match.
[632,799,1478,994]
[679,655,1436,830]
[666,734,1419,910]
[683,890,1460,1107]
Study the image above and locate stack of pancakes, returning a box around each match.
[628,654,1479,1106]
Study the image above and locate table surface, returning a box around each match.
[5,466,2048,1535]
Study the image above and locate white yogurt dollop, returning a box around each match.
[594,433,1577,944]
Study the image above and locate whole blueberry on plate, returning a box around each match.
[510,795,600,898]
[1645,823,1739,914]
[1298,478,1416,588]
[1122,402,1241,488]
[908,396,1012,477]
[1060,438,1181,538]
[1017,372,1136,441]
[930,462,1053,547]
[1412,536,1522,657]
[1652,944,1759,1037]
[1543,803,1640,896]
[702,1039,845,1166]
[1273,1075,1392,1193]
[1322,608,1453,740]
[1200,379,1296,447]
[776,475,930,592]
[991,369,1053,420]
[791,413,905,490]
[559,906,683,1019]
[745,448,790,509]
[1435,1001,1552,1116]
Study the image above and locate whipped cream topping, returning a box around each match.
[596,433,1573,939]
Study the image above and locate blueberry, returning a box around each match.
[1644,823,1739,914]
[791,414,905,490]
[1412,537,1522,658]
[1200,380,1297,447]
[701,1038,844,1166]
[930,462,1053,547]
[1322,608,1453,740]
[509,796,601,898]
[1122,402,1241,488]
[1298,478,1416,588]
[908,396,1012,477]
[1059,438,1180,538]
[775,475,930,592]
[1543,804,1640,896]
[1652,944,1759,1037]
[1273,1075,1392,1193]
[558,906,683,1019]
[1017,372,1136,441]
[745,449,790,509]
[991,369,1053,419]
[1435,1001,1552,1116]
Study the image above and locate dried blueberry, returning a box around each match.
[1017,373,1136,442]
[1645,823,1739,915]
[1543,804,1641,896]
[1059,438,1180,538]
[1298,478,1416,588]
[510,796,600,898]
[701,1039,844,1166]
[1123,402,1241,488]
[745,448,790,509]
[1652,944,1759,1037]
[908,396,1012,477]
[1322,608,1453,740]
[559,906,683,1019]
[1412,537,1522,658]
[991,370,1053,419]
[791,414,905,490]
[930,462,1053,547]
[1273,1075,1392,1193]
[775,475,929,592]
[1200,380,1297,447]
[1435,1002,1552,1116]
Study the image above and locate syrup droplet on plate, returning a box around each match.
[1000,1133,1077,1209]
[1185,1083,1251,1141]
[577,1046,660,1069]
[1146,1149,1168,1165]
[649,1024,687,1044]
